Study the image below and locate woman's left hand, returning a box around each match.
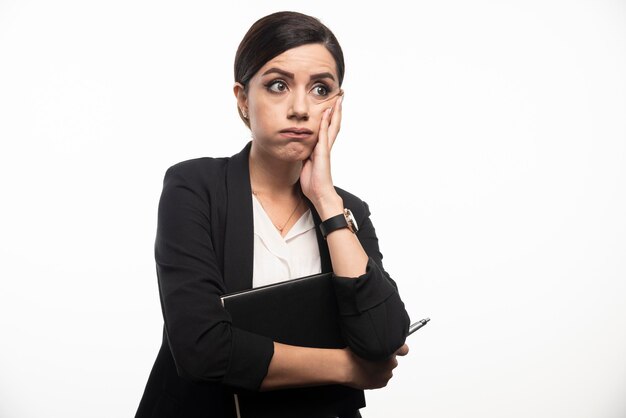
[299,94,343,209]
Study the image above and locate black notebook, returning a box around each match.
[221,272,365,418]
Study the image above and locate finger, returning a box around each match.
[391,357,399,369]
[395,344,409,356]
[327,95,343,150]
[318,107,332,149]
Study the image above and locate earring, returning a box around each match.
[241,109,248,119]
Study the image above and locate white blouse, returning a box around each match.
[251,194,322,288]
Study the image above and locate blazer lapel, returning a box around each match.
[223,142,254,293]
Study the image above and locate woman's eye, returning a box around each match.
[267,80,287,93]
[312,85,329,97]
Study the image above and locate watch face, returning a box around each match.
[344,209,359,233]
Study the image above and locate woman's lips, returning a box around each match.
[279,128,313,139]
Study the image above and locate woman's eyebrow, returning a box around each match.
[310,72,336,82]
[261,67,336,82]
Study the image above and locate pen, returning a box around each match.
[408,318,430,335]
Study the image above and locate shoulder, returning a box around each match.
[157,157,235,216]
[165,156,227,180]
[162,142,251,189]
[161,157,231,194]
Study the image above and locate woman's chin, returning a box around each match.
[251,137,316,163]
[280,141,315,161]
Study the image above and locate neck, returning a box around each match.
[249,143,302,196]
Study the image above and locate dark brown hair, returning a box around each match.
[234,11,345,126]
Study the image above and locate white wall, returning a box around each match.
[1,1,625,417]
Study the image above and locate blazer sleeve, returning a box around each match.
[155,164,274,391]
[331,199,411,361]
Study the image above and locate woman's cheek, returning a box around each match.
[314,112,325,130]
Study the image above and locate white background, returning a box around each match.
[1,1,625,417]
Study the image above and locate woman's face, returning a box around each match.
[235,43,341,162]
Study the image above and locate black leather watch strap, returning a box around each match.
[319,213,349,239]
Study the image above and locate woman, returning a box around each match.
[136,11,410,418]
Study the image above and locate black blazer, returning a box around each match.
[136,142,410,418]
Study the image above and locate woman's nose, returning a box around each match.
[287,90,309,121]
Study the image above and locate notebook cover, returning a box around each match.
[221,272,365,417]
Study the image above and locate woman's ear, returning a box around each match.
[233,82,248,116]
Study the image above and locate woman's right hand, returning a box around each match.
[343,344,409,389]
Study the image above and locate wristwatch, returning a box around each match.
[319,208,359,239]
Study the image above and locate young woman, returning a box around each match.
[136,11,410,418]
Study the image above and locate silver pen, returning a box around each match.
[408,318,430,336]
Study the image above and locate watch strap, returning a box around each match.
[319,212,349,239]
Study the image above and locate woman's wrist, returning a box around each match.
[313,192,344,221]
[334,348,352,386]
